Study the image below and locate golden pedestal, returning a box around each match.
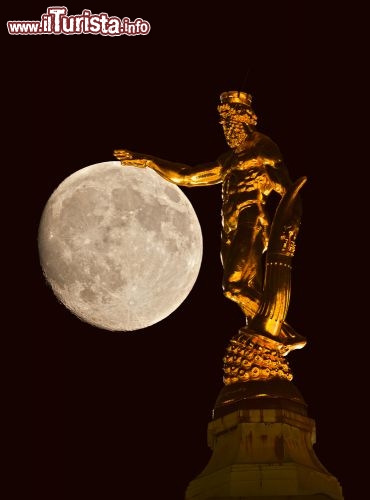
[185,380,343,499]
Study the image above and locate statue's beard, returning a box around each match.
[223,123,247,149]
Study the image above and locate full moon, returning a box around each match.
[38,161,203,331]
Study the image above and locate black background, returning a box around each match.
[6,2,356,499]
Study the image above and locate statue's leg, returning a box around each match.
[221,217,264,319]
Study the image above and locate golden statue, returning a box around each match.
[115,90,307,384]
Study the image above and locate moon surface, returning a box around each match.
[38,161,203,331]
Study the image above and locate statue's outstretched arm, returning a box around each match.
[114,149,223,187]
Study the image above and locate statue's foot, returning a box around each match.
[239,322,306,354]
[280,322,307,350]
[224,289,306,352]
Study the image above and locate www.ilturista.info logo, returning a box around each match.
[7,6,151,36]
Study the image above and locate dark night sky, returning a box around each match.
[6,2,357,499]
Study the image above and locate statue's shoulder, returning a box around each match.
[252,131,283,160]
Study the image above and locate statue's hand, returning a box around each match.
[114,149,134,161]
[113,149,154,169]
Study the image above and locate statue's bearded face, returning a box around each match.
[220,116,248,149]
[218,104,256,149]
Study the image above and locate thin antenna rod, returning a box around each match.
[240,69,251,90]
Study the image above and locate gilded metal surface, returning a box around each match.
[114,90,307,382]
[248,177,306,343]
[223,330,293,385]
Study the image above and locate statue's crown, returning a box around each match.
[220,91,253,107]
